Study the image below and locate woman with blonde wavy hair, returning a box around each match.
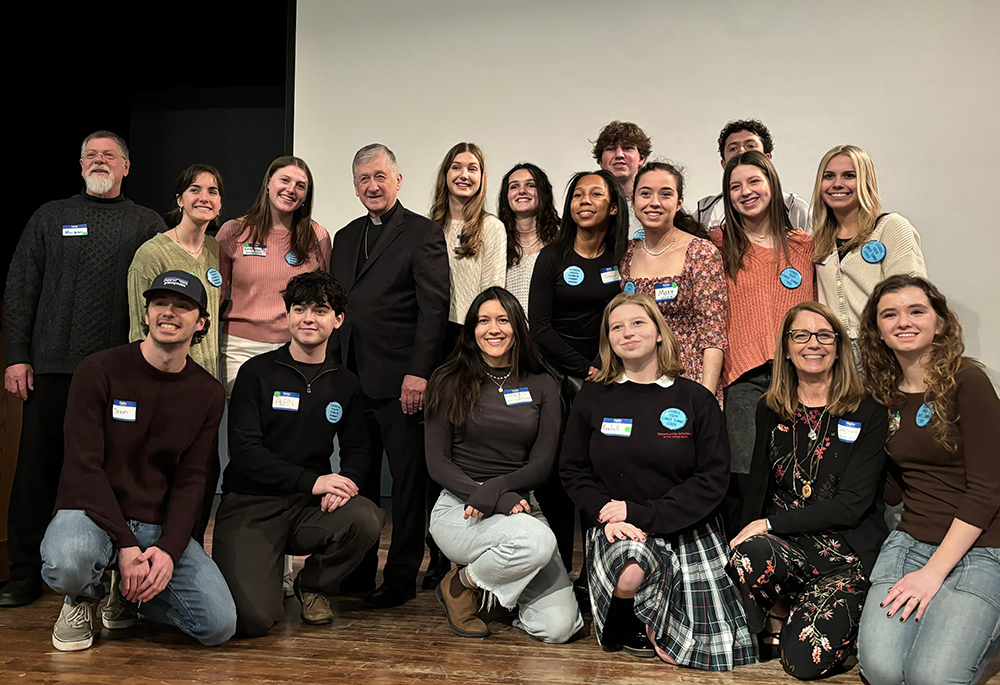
[429,142,507,355]
[812,145,926,347]
[856,275,1000,685]
[560,292,756,669]
[728,301,888,679]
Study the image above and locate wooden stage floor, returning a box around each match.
[2,504,998,685]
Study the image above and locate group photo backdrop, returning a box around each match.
[294,0,999,377]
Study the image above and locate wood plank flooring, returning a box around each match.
[2,505,997,684]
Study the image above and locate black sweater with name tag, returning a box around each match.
[560,377,730,536]
[223,343,370,497]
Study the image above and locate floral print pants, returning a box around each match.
[730,533,869,679]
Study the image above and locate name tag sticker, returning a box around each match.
[454,234,463,251]
[503,387,532,406]
[272,391,300,412]
[62,224,88,236]
[654,281,679,302]
[242,243,267,257]
[600,266,621,284]
[112,400,137,422]
[600,418,633,437]
[838,419,861,443]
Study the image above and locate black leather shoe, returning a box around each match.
[0,579,43,607]
[573,575,591,614]
[622,628,656,658]
[363,584,416,609]
[421,550,451,591]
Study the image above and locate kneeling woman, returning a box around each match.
[560,292,757,670]
[856,276,1000,685]
[729,302,888,680]
[425,287,582,643]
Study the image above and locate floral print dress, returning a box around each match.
[729,405,870,678]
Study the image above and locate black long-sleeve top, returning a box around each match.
[740,395,889,575]
[223,344,370,496]
[560,377,729,535]
[425,370,560,517]
[528,245,621,378]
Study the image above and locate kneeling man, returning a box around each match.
[213,270,384,636]
[40,271,235,651]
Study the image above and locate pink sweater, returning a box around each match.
[217,218,331,342]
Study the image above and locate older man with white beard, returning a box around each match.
[0,131,165,607]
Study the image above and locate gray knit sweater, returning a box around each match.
[3,192,164,374]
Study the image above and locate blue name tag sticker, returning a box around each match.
[285,251,303,266]
[503,387,532,406]
[272,391,300,412]
[563,266,585,286]
[838,419,862,443]
[62,224,88,236]
[633,228,645,241]
[325,401,343,423]
[780,267,803,289]
[206,268,223,287]
[861,240,887,264]
[600,417,633,437]
[654,281,679,302]
[916,403,933,427]
[242,242,267,257]
[660,408,687,430]
[600,266,621,284]
[623,281,636,294]
[112,400,137,422]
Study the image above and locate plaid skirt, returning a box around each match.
[587,515,758,671]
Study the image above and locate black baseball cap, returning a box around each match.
[143,270,208,309]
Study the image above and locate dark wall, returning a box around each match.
[4,2,293,285]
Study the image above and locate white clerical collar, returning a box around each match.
[369,214,383,225]
[617,373,674,388]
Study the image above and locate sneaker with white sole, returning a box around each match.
[52,600,98,651]
[101,570,137,630]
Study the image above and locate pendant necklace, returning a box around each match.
[485,369,512,393]
[792,405,829,499]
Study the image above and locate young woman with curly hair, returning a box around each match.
[856,275,1000,685]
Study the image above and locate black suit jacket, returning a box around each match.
[329,202,450,400]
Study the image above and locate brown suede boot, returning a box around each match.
[436,567,490,638]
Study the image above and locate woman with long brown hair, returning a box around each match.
[429,143,507,356]
[856,275,1000,685]
[216,156,330,396]
[729,301,888,679]
[713,150,815,478]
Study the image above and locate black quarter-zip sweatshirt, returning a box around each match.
[223,343,371,496]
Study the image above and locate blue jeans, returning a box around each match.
[40,510,236,646]
[857,530,1000,685]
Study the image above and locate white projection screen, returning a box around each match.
[294,0,1000,378]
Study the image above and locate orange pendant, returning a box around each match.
[802,482,812,499]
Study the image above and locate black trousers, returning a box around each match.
[212,492,384,636]
[344,395,429,591]
[6,374,73,582]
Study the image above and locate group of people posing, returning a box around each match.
[2,121,997,685]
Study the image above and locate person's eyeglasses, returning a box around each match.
[82,151,122,162]
[787,329,838,345]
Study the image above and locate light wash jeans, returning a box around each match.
[858,529,1000,685]
[429,490,583,644]
[40,509,236,646]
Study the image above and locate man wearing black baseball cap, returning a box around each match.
[37,270,235,652]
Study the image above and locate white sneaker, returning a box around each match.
[283,555,295,597]
[101,570,137,629]
[52,600,98,652]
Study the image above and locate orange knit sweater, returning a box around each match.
[710,229,815,387]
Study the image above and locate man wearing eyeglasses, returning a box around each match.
[1,131,165,607]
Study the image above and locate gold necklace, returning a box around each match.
[642,237,676,256]
[484,369,512,393]
[169,229,204,258]
[791,405,830,499]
